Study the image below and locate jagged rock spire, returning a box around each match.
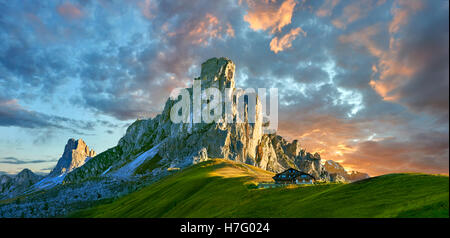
[50,138,96,176]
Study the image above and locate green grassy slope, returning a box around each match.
[70,159,449,218]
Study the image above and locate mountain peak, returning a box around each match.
[50,138,96,176]
[16,168,33,177]
[199,57,235,90]
[0,168,42,199]
[15,168,41,182]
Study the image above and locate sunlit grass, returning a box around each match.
[70,159,449,218]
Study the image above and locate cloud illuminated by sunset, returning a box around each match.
[270,27,306,53]
[244,0,297,34]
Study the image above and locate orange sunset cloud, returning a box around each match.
[244,0,297,34]
[187,14,234,46]
[270,27,306,53]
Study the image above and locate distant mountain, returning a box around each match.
[50,138,96,176]
[324,160,370,182]
[0,138,96,199]
[33,138,96,190]
[0,169,43,199]
[346,170,371,181]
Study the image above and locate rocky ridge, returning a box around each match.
[65,57,368,183]
[324,160,370,182]
[0,169,43,199]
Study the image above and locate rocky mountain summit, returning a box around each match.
[50,138,96,176]
[65,57,368,183]
[1,138,96,199]
[0,169,43,199]
[32,138,96,190]
[324,160,369,182]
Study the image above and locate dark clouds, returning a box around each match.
[0,97,62,129]
[0,0,448,175]
[394,2,449,119]
[0,96,119,136]
[0,157,57,165]
[0,96,83,130]
[0,2,77,101]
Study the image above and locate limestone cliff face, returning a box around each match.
[50,138,96,176]
[65,57,366,183]
[155,58,263,168]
